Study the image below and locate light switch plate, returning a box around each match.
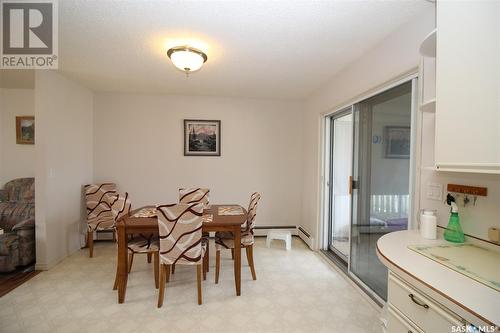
[427,183,443,201]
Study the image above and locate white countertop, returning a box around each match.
[377,230,499,326]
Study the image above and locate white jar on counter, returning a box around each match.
[420,209,437,240]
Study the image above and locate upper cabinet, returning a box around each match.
[434,1,500,174]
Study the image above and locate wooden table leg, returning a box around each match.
[233,226,241,296]
[117,221,128,303]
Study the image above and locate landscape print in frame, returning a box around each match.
[184,119,221,156]
[16,116,35,144]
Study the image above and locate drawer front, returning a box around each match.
[387,305,423,333]
[388,273,464,333]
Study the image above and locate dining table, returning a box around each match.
[114,204,248,304]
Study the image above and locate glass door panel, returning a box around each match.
[329,112,353,262]
[350,81,413,300]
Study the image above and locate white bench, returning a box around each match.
[266,230,292,250]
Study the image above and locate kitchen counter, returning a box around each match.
[376,230,499,327]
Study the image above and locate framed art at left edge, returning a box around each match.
[16,116,35,144]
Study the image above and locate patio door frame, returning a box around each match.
[326,107,354,264]
[319,72,419,303]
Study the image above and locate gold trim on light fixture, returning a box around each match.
[167,46,208,73]
[167,46,208,62]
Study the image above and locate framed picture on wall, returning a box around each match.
[184,119,221,156]
[384,126,410,159]
[16,116,35,144]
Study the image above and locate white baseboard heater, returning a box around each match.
[297,225,314,249]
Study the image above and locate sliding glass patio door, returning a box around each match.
[350,81,413,300]
[325,80,415,301]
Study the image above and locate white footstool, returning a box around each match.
[266,230,292,250]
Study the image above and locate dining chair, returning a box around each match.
[112,233,160,289]
[179,188,210,206]
[85,183,130,257]
[178,188,210,275]
[156,203,206,307]
[214,192,261,284]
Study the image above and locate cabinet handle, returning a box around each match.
[409,293,429,309]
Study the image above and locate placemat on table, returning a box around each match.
[202,214,213,223]
[218,206,244,216]
[132,207,157,218]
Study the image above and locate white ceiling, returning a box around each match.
[59,0,431,100]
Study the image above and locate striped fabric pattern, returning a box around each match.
[242,192,261,232]
[156,203,206,265]
[179,188,210,207]
[110,192,132,222]
[215,192,261,250]
[128,234,159,253]
[85,183,131,232]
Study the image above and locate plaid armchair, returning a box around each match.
[0,178,35,272]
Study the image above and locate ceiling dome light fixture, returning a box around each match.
[167,46,208,74]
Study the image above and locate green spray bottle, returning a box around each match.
[444,194,465,243]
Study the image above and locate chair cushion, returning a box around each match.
[128,235,159,253]
[215,230,254,250]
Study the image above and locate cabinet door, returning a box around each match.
[435,1,500,173]
[387,306,423,333]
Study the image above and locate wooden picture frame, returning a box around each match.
[184,119,221,156]
[16,116,35,144]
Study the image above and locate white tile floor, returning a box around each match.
[0,238,381,333]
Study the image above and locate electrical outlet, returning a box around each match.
[427,183,443,201]
[488,228,500,244]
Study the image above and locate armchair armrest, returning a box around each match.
[0,189,6,202]
[12,218,35,231]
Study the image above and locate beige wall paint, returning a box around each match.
[93,93,303,228]
[302,9,435,248]
[0,89,35,187]
[35,71,93,270]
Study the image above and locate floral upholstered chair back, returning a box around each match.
[156,203,204,265]
[1,178,34,203]
[179,188,210,207]
[242,192,261,233]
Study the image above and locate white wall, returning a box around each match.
[35,70,93,269]
[93,93,303,228]
[419,171,500,241]
[302,9,435,247]
[0,89,35,187]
